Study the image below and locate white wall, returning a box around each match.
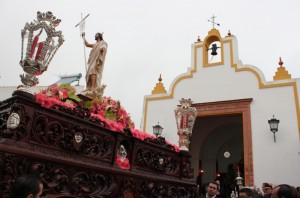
[143,34,300,186]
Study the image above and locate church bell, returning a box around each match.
[210,43,219,56]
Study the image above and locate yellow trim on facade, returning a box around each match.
[143,36,300,139]
[142,45,199,132]
[151,82,167,94]
[273,66,292,81]
[226,39,300,138]
[202,29,224,67]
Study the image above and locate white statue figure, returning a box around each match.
[118,144,127,162]
[81,32,107,98]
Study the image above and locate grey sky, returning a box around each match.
[0,0,299,129]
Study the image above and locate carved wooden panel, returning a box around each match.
[0,93,198,197]
[133,143,180,176]
[30,112,115,162]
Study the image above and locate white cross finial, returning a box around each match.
[208,14,220,29]
[75,13,90,28]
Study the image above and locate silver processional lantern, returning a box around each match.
[19,11,64,91]
[174,98,197,151]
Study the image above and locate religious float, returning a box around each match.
[0,11,198,197]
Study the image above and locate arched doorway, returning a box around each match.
[192,115,243,197]
[190,99,253,196]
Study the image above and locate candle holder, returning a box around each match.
[236,171,243,186]
[19,11,64,93]
[235,167,243,194]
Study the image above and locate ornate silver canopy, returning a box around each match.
[19,11,64,88]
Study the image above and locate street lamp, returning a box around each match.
[268,115,280,142]
[153,122,163,137]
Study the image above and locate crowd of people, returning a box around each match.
[7,174,300,198]
[202,181,300,198]
[9,175,43,198]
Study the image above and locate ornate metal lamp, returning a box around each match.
[235,170,243,186]
[268,115,280,142]
[174,98,197,151]
[235,166,243,194]
[19,11,64,92]
[152,122,163,137]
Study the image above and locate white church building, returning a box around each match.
[141,28,300,188]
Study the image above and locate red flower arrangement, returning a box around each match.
[35,83,180,152]
[37,83,80,107]
[85,97,135,129]
[35,83,134,130]
[116,155,130,170]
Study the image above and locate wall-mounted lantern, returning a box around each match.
[268,115,280,142]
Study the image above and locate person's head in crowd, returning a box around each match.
[271,184,297,198]
[252,188,263,198]
[262,183,273,196]
[296,186,300,192]
[296,187,300,197]
[9,174,43,198]
[215,179,220,186]
[240,187,254,198]
[207,181,219,198]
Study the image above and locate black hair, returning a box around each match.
[240,188,254,197]
[263,183,273,188]
[9,174,41,198]
[276,184,297,198]
[96,32,103,40]
[208,181,219,188]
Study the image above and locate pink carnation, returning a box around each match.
[116,155,130,170]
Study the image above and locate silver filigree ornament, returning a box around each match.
[159,157,164,165]
[19,11,64,91]
[6,113,21,129]
[74,134,83,143]
[118,144,127,162]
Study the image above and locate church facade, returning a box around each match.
[141,28,300,188]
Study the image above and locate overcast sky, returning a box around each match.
[0,0,299,129]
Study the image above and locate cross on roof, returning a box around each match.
[208,14,220,29]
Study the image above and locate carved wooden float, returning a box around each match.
[0,91,198,197]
